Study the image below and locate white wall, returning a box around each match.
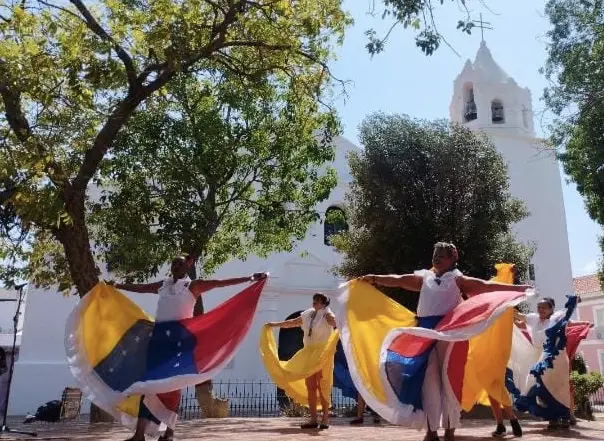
[488,130,573,310]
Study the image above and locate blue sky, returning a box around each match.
[329,0,602,277]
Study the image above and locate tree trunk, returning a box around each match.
[56,190,111,422]
[56,190,100,296]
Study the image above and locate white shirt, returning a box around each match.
[155,277,197,322]
[525,310,565,348]
[300,307,334,346]
[415,269,463,317]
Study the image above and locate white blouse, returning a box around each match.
[155,277,197,322]
[415,269,463,317]
[300,307,334,346]
[525,311,565,348]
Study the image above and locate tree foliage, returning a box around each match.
[571,370,604,420]
[91,74,338,282]
[331,113,533,310]
[0,0,350,294]
[542,0,604,281]
[367,0,489,55]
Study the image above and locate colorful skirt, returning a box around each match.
[260,325,339,409]
[506,296,587,421]
[334,280,527,430]
[65,281,266,435]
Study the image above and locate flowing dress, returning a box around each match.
[334,269,529,430]
[65,279,266,435]
[260,307,339,409]
[506,296,589,421]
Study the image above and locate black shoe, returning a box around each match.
[558,419,570,429]
[510,419,522,437]
[350,417,364,425]
[546,421,558,430]
[492,424,506,438]
[301,422,319,429]
[319,423,329,430]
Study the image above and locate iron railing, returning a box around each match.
[178,380,357,419]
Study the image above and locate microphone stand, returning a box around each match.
[0,283,36,437]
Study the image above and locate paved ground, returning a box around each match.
[3,418,603,441]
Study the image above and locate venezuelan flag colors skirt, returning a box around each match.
[333,279,527,429]
[259,325,339,410]
[506,296,589,421]
[65,280,266,435]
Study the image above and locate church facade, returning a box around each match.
[7,43,573,416]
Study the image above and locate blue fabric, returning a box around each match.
[333,341,358,400]
[93,319,154,392]
[384,315,444,411]
[143,320,199,381]
[94,319,199,391]
[507,295,577,421]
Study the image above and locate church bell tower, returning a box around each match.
[449,41,573,308]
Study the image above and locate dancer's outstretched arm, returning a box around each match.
[190,272,267,296]
[267,316,303,329]
[111,281,163,294]
[359,274,422,292]
[457,275,532,298]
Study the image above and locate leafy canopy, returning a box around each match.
[366,0,490,55]
[542,0,604,281]
[331,113,532,309]
[91,74,338,281]
[0,0,350,292]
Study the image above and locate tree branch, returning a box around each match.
[68,0,138,88]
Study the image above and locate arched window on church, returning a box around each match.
[521,106,529,129]
[491,99,505,123]
[324,206,348,246]
[463,83,477,122]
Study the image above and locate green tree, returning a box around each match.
[92,73,338,286]
[331,113,533,309]
[367,1,490,55]
[542,0,604,282]
[0,0,350,295]
[570,371,604,420]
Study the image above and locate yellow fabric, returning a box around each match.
[345,280,417,403]
[260,324,339,409]
[460,263,516,410]
[116,394,143,418]
[81,283,152,367]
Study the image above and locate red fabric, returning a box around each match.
[181,280,266,373]
[158,390,181,412]
[392,335,433,357]
[434,291,525,332]
[566,323,591,360]
[389,290,523,356]
[448,341,469,402]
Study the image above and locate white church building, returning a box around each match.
[7,42,573,416]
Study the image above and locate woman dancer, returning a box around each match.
[513,297,592,430]
[357,242,532,441]
[263,293,337,430]
[66,255,267,441]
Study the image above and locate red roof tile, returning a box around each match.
[573,274,602,295]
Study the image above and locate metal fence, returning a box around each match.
[590,386,604,412]
[178,380,357,419]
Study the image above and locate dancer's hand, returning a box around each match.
[358,275,376,285]
[251,272,268,281]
